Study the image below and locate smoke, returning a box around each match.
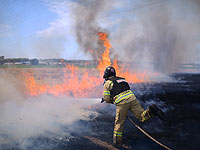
[70,0,112,60]
[110,0,200,73]
[70,0,200,73]
[0,70,99,149]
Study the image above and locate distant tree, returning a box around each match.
[30,59,39,65]
[0,56,4,64]
[0,60,4,65]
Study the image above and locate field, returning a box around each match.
[0,63,96,69]
[0,67,200,150]
[0,66,99,87]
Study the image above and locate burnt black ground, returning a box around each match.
[1,73,200,150]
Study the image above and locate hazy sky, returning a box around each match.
[0,0,199,65]
[0,0,79,59]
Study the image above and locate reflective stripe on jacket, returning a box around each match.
[114,90,134,104]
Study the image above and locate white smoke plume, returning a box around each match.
[111,0,200,73]
[0,70,99,149]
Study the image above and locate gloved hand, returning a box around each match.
[101,98,105,103]
[101,98,114,104]
[103,80,106,85]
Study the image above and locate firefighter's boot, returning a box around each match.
[149,104,164,120]
[113,135,123,148]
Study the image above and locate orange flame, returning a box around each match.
[97,32,111,74]
[24,65,102,97]
[24,32,150,97]
[97,32,148,83]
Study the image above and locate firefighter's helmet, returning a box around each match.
[103,66,116,79]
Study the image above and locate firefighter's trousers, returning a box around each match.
[113,96,151,146]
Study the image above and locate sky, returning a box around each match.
[0,0,81,59]
[0,0,76,59]
[0,0,199,67]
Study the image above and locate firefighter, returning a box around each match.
[102,66,164,147]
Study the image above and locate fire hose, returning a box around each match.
[128,117,172,150]
[101,98,172,150]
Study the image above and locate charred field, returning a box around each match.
[0,71,200,150]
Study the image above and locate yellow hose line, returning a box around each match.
[128,117,172,150]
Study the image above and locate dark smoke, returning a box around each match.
[70,0,111,60]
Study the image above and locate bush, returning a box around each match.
[30,59,39,65]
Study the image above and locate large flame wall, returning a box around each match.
[24,32,150,97]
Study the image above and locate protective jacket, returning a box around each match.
[103,76,135,104]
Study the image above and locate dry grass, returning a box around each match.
[0,67,100,86]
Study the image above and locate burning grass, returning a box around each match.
[0,32,153,97]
